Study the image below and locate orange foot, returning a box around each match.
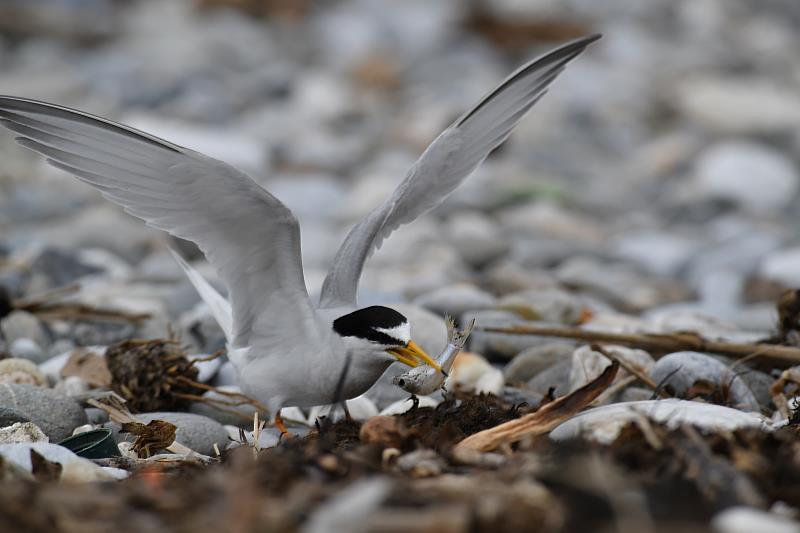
[274,410,292,440]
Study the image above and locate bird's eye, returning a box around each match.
[398,379,406,387]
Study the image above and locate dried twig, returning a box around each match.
[591,344,670,399]
[11,283,81,308]
[92,455,213,470]
[454,362,619,454]
[13,283,150,324]
[482,325,800,366]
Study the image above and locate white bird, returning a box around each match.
[0,34,599,431]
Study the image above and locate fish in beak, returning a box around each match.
[387,340,445,375]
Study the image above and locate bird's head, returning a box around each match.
[332,305,443,372]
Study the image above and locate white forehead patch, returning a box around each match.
[375,322,411,344]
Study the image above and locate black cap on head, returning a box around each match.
[333,306,407,345]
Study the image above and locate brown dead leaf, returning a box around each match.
[454,362,619,454]
[121,420,178,459]
[30,449,62,482]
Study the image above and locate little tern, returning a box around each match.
[0,34,599,428]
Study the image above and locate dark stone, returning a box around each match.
[0,406,31,427]
[31,248,103,288]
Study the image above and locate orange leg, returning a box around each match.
[274,410,291,439]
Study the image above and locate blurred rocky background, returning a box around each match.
[1,1,800,531]
[2,0,799,343]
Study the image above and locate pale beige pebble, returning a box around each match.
[445,352,504,395]
[280,406,311,426]
[71,424,95,436]
[117,441,139,460]
[309,395,379,423]
[569,344,655,392]
[551,400,771,445]
[0,422,48,444]
[0,442,119,482]
[395,449,445,478]
[0,358,48,387]
[379,395,439,416]
[712,506,800,533]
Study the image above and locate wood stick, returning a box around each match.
[590,344,670,398]
[481,325,800,365]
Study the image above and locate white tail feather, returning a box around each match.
[169,249,233,343]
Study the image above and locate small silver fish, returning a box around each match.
[392,317,475,395]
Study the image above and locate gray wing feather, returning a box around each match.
[0,97,318,348]
[319,34,601,308]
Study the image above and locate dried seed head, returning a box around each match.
[105,339,202,412]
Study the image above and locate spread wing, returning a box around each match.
[0,97,318,349]
[319,34,601,308]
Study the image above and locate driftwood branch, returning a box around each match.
[481,325,800,366]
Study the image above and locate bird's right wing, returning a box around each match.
[0,97,319,349]
[319,34,600,308]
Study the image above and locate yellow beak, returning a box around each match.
[387,340,445,374]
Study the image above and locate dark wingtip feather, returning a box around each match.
[456,33,601,128]
[0,95,183,154]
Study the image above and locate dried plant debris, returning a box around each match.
[776,289,800,344]
[28,450,62,483]
[120,420,178,459]
[0,395,798,532]
[105,339,204,412]
[455,362,618,453]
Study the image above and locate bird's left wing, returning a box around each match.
[319,34,601,308]
[0,97,319,349]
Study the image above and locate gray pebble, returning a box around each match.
[9,338,46,363]
[443,211,509,267]
[693,140,799,212]
[84,408,109,425]
[188,354,223,384]
[30,247,103,288]
[70,321,136,346]
[616,387,655,403]
[0,384,87,441]
[501,386,543,408]
[497,288,588,324]
[504,342,575,383]
[464,309,551,360]
[737,368,776,411]
[650,351,760,412]
[211,361,239,388]
[413,284,496,319]
[526,359,571,398]
[0,406,31,427]
[1,311,50,353]
[189,386,258,427]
